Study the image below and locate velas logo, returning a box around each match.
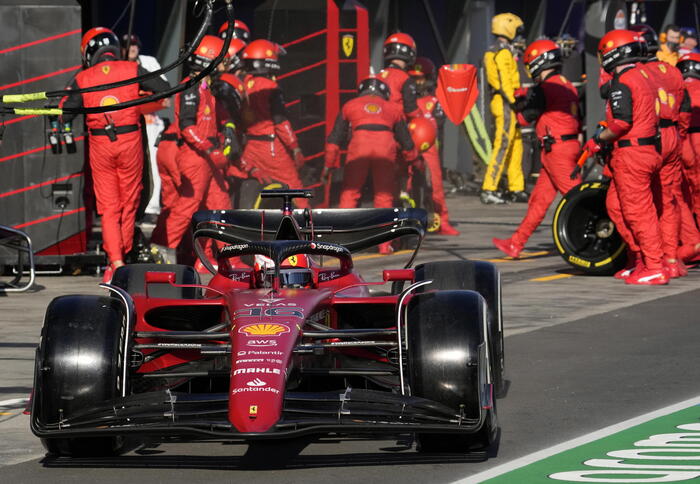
[239,323,290,336]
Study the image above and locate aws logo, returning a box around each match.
[364,103,382,114]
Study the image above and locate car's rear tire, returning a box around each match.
[414,260,505,398]
[34,295,127,457]
[553,181,626,275]
[111,263,201,298]
[407,291,497,454]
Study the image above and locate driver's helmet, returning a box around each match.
[254,254,313,288]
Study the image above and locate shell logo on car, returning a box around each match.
[239,323,290,336]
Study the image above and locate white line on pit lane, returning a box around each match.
[457,394,700,484]
[0,398,29,408]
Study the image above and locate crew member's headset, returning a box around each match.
[659,27,685,44]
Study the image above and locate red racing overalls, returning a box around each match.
[604,64,664,270]
[160,77,232,249]
[62,55,169,265]
[416,94,453,225]
[325,94,417,208]
[510,71,582,250]
[378,63,420,119]
[240,74,307,207]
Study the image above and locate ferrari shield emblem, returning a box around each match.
[101,65,110,75]
[342,34,354,58]
[436,64,479,125]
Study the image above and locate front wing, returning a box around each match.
[31,388,486,441]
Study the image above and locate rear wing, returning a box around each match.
[191,208,427,254]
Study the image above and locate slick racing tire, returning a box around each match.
[407,291,498,454]
[33,295,127,457]
[414,261,505,399]
[112,263,201,299]
[552,181,626,276]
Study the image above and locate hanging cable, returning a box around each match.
[1,0,231,106]
[0,0,234,116]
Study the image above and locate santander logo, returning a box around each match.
[247,378,266,387]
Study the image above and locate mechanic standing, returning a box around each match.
[150,35,238,262]
[378,33,420,120]
[324,77,419,253]
[239,39,308,208]
[631,25,695,277]
[591,30,667,285]
[492,39,582,259]
[62,27,170,281]
[657,24,682,66]
[211,37,248,181]
[122,33,169,225]
[678,52,700,261]
[409,57,459,236]
[480,13,527,205]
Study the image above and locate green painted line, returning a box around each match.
[463,396,700,483]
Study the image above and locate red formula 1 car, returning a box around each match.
[31,190,504,458]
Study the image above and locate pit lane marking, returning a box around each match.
[530,274,574,282]
[459,394,700,483]
[0,398,28,408]
[353,249,413,261]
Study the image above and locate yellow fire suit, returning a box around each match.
[482,41,524,192]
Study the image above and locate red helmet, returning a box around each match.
[242,39,284,73]
[189,35,225,71]
[408,57,436,79]
[598,30,645,73]
[384,33,417,64]
[358,76,390,100]
[219,20,251,42]
[629,24,659,56]
[678,52,700,80]
[408,117,437,152]
[81,27,120,67]
[523,39,562,78]
[225,38,247,71]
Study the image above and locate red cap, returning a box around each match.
[226,38,247,59]
[219,20,251,41]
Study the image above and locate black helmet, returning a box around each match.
[629,24,659,56]
[358,77,390,100]
[678,53,700,80]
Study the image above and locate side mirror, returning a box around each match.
[382,269,415,282]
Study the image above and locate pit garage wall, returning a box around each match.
[255,0,370,186]
[0,0,87,260]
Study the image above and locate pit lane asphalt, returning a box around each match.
[2,194,700,483]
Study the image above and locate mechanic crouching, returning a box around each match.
[590,30,667,285]
[62,27,170,282]
[493,39,582,259]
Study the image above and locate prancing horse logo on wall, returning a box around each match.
[342,34,354,58]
